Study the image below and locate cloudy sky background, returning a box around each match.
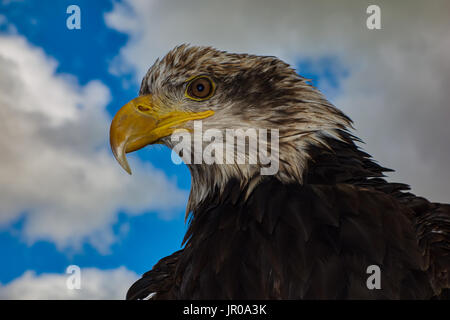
[0,0,449,299]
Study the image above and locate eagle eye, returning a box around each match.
[185,76,215,101]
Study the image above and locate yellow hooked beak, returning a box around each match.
[110,94,214,174]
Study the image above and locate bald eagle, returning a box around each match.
[110,45,449,299]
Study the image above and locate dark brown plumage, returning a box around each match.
[126,130,449,299]
[110,45,450,300]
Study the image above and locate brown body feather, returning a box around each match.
[127,132,450,299]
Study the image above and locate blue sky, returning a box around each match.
[0,0,448,299]
[0,0,192,286]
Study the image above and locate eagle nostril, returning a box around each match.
[138,105,150,112]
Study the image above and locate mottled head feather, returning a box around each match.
[139,45,353,213]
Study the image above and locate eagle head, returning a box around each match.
[110,45,351,210]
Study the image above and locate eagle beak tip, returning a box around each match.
[117,153,133,175]
[110,142,133,175]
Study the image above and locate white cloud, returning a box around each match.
[0,34,187,252]
[0,267,138,299]
[105,0,450,202]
